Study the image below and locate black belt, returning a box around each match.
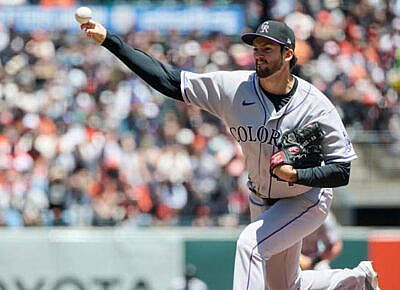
[248,187,281,206]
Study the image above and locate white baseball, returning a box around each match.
[74,7,92,24]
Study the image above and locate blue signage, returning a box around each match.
[0,4,245,35]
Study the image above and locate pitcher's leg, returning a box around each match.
[233,218,267,290]
[233,191,330,290]
[300,261,379,290]
[266,242,302,290]
[300,268,365,290]
[232,193,269,290]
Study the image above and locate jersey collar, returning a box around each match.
[254,75,308,120]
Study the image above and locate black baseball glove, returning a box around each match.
[270,122,325,179]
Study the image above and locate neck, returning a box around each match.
[259,67,294,95]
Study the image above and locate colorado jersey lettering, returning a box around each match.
[229,126,281,145]
[181,70,357,199]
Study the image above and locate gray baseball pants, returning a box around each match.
[233,188,367,290]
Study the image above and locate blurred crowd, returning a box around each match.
[0,0,399,227]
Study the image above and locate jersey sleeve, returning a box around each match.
[180,70,229,119]
[319,108,357,163]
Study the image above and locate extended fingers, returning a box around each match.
[85,29,96,37]
[79,20,105,44]
[80,21,95,30]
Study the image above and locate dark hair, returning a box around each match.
[290,54,298,69]
[280,45,297,70]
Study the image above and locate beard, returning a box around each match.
[256,58,283,78]
[256,65,272,78]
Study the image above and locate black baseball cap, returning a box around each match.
[241,20,295,50]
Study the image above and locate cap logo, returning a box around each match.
[259,22,270,33]
[287,38,291,44]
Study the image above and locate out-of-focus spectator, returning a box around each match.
[169,264,208,290]
[300,211,343,270]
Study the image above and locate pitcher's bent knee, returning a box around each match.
[236,226,270,261]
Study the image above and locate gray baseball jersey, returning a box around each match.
[180,70,370,290]
[181,70,356,200]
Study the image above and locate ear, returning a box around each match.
[284,49,294,62]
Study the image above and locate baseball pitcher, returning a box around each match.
[79,18,380,290]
